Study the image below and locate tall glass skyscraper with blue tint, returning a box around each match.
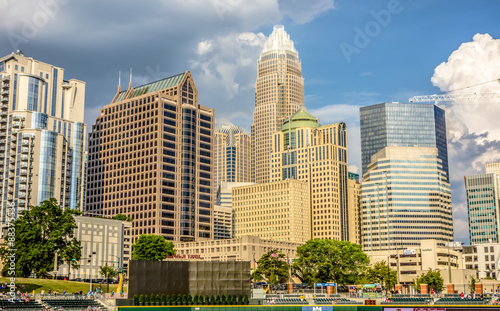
[360,102,449,181]
[0,51,87,223]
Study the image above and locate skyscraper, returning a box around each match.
[86,71,214,242]
[465,162,500,244]
[252,25,304,184]
[0,51,86,221]
[361,147,453,251]
[360,102,449,181]
[348,173,361,245]
[270,109,349,240]
[214,124,251,194]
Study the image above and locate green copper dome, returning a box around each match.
[281,108,320,132]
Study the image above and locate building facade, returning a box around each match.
[232,179,310,244]
[251,25,304,184]
[86,71,215,243]
[360,102,449,181]
[348,173,361,245]
[463,242,500,280]
[175,235,302,262]
[57,216,131,280]
[214,124,251,194]
[270,109,349,241]
[361,147,454,251]
[465,162,500,244]
[0,51,87,223]
[213,204,232,240]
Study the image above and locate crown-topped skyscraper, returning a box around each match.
[251,25,304,184]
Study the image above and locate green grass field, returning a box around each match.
[0,277,126,294]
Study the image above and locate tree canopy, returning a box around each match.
[251,250,289,284]
[412,269,444,292]
[113,214,133,221]
[99,266,119,279]
[0,198,81,278]
[365,261,397,289]
[293,239,369,285]
[132,234,176,261]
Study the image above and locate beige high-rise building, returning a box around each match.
[348,173,361,245]
[0,51,87,221]
[87,71,214,243]
[232,179,310,244]
[271,109,349,241]
[251,25,304,184]
[214,124,251,194]
[361,147,453,251]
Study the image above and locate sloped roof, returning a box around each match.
[113,72,185,103]
[281,108,320,131]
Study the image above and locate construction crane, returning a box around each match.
[409,78,500,103]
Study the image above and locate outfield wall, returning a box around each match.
[117,306,500,311]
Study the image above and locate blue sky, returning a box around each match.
[1,0,500,244]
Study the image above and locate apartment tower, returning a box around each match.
[270,109,349,240]
[214,124,251,194]
[86,71,214,242]
[251,25,304,184]
[0,51,86,222]
[361,147,453,251]
[465,162,500,244]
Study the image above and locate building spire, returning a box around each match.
[128,67,133,89]
[118,71,121,93]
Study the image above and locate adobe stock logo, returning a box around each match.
[8,0,71,50]
[340,0,404,63]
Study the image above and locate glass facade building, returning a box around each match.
[0,51,87,223]
[360,103,449,181]
[465,162,500,244]
[361,146,453,251]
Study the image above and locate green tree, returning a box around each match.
[99,266,119,279]
[113,214,133,221]
[132,234,176,261]
[0,198,81,278]
[293,239,369,285]
[468,275,477,293]
[412,269,444,292]
[366,261,397,289]
[251,250,288,285]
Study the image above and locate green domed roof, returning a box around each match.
[281,108,320,132]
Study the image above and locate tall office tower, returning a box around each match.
[348,172,361,245]
[465,162,500,244]
[232,179,310,244]
[270,109,349,241]
[87,71,214,242]
[251,25,304,184]
[214,125,251,194]
[360,102,449,181]
[0,51,86,222]
[361,147,453,251]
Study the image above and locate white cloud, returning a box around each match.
[431,33,500,243]
[197,40,214,55]
[279,0,334,24]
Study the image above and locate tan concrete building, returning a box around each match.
[214,124,251,195]
[175,235,302,263]
[58,215,132,280]
[251,25,304,184]
[87,71,214,243]
[367,240,474,292]
[0,51,87,221]
[361,147,453,251]
[348,173,361,245]
[271,109,349,241]
[214,204,232,240]
[232,180,310,244]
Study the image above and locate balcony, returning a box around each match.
[12,122,20,128]
[19,178,27,184]
[21,140,30,147]
[21,147,29,154]
[2,76,10,82]
[2,82,9,89]
[0,97,7,103]
[20,169,27,176]
[1,90,8,97]
[19,193,26,199]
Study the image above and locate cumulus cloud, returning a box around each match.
[431,33,500,243]
[197,40,214,55]
[279,0,334,24]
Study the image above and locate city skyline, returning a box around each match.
[1,0,500,244]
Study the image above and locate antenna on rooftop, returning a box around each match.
[129,67,133,89]
[118,71,121,92]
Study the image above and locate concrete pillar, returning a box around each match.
[475,283,483,294]
[395,284,402,294]
[447,284,455,294]
[420,284,428,294]
[287,283,293,294]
